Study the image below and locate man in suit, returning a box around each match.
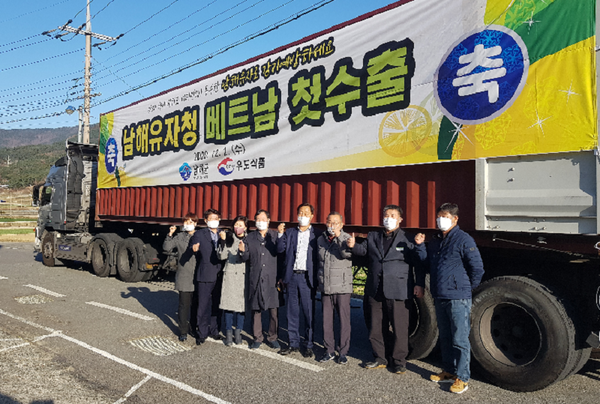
[347,204,426,374]
[190,208,224,344]
[277,203,321,358]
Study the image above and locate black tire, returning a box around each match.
[116,238,146,283]
[471,276,577,392]
[41,231,56,267]
[408,276,438,360]
[90,239,111,277]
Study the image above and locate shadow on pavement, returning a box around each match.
[0,392,54,404]
[120,286,179,335]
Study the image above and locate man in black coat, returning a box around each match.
[348,204,426,374]
[239,209,281,350]
[277,203,321,358]
[190,208,224,344]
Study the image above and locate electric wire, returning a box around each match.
[0,0,74,24]
[0,48,84,72]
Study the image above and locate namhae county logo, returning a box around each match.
[179,163,192,181]
[218,157,235,176]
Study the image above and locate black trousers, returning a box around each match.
[178,291,195,336]
[196,280,222,339]
[368,288,411,367]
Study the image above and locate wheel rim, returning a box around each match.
[479,302,542,366]
[92,243,107,271]
[43,240,53,259]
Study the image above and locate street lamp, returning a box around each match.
[66,105,83,143]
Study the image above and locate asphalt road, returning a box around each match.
[1,241,600,404]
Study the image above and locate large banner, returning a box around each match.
[98,0,597,189]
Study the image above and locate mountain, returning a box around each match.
[0,124,99,149]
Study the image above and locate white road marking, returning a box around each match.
[0,276,8,280]
[0,308,230,404]
[24,284,66,297]
[205,338,324,372]
[129,336,191,356]
[113,375,152,404]
[85,301,155,321]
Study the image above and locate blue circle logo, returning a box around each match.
[179,163,192,181]
[104,137,118,175]
[434,25,529,125]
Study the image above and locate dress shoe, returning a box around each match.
[302,348,314,358]
[210,333,223,341]
[278,346,299,355]
[178,334,187,342]
[267,340,280,350]
[363,359,387,369]
[392,365,407,374]
[195,337,206,345]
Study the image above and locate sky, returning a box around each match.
[0,0,404,130]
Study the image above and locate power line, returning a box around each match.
[94,0,334,107]
[121,0,181,36]
[0,0,74,24]
[0,38,53,55]
[0,48,84,72]
[91,0,117,20]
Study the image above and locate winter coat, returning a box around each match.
[352,228,426,300]
[317,230,353,295]
[163,231,196,292]
[241,229,281,311]
[217,233,247,313]
[426,225,484,300]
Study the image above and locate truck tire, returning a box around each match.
[116,238,146,283]
[90,239,111,277]
[41,231,56,267]
[408,276,438,360]
[471,276,577,392]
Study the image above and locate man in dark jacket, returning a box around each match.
[317,212,353,365]
[277,203,321,358]
[190,208,224,344]
[240,209,281,350]
[348,205,426,374]
[426,203,484,394]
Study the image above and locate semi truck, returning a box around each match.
[35,0,599,393]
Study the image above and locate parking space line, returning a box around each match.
[85,301,155,321]
[205,338,324,372]
[0,276,8,280]
[24,284,66,298]
[0,308,230,404]
[113,375,152,404]
[0,342,30,353]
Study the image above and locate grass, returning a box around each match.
[353,267,367,296]
[0,229,34,235]
[0,218,34,222]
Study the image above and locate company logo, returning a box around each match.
[434,25,529,125]
[104,137,118,175]
[179,163,192,181]
[217,157,235,176]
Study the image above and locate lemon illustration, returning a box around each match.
[378,105,432,157]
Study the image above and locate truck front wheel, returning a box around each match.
[116,238,146,283]
[90,239,111,277]
[41,231,55,267]
[471,276,577,392]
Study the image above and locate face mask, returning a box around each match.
[183,224,195,232]
[298,216,311,227]
[255,221,269,231]
[437,217,453,232]
[383,217,397,231]
[327,227,336,235]
[206,220,220,229]
[234,227,245,236]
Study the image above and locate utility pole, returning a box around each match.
[44,0,121,144]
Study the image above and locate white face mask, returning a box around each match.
[255,221,269,231]
[182,224,195,232]
[206,220,220,229]
[383,217,397,231]
[327,227,336,235]
[437,217,453,232]
[298,216,311,227]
